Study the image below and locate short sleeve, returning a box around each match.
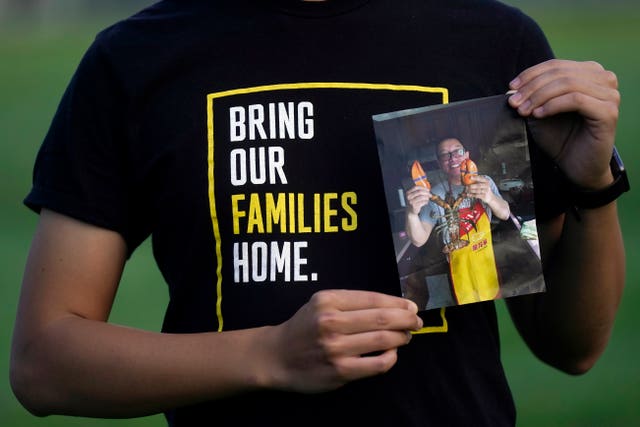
[24,36,149,255]
[513,11,554,73]
[487,175,500,197]
[418,203,438,226]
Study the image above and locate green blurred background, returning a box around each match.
[1,1,638,426]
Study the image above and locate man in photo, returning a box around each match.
[405,137,510,304]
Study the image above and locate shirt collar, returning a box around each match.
[266,0,371,17]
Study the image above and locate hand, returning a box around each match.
[508,59,619,190]
[405,186,432,215]
[465,175,493,203]
[465,176,511,220]
[265,290,422,393]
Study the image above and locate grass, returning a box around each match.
[1,2,639,426]
[497,3,640,426]
[0,19,168,427]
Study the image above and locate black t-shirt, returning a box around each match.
[25,0,563,425]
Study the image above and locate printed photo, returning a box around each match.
[373,94,545,311]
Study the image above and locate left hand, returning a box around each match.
[508,59,620,190]
[465,175,493,202]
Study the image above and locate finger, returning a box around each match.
[469,188,486,199]
[406,186,431,197]
[512,77,619,117]
[469,175,487,184]
[405,187,419,196]
[333,348,399,381]
[323,329,412,360]
[330,306,424,334]
[406,190,430,202]
[511,70,617,112]
[529,93,619,128]
[509,62,619,114]
[467,181,487,192]
[510,59,614,92]
[407,195,431,210]
[314,306,422,339]
[311,289,419,313]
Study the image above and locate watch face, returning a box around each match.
[611,146,630,193]
[610,146,631,195]
[612,146,626,173]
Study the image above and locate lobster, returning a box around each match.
[410,159,479,253]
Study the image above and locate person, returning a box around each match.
[10,1,626,426]
[405,137,511,305]
[405,137,511,248]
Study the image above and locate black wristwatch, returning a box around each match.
[570,147,630,209]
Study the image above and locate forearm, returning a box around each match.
[510,202,624,373]
[405,212,431,247]
[486,192,510,220]
[11,316,274,418]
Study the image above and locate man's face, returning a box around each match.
[437,138,468,177]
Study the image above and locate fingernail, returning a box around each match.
[518,100,532,114]
[533,106,545,118]
[408,301,419,313]
[510,77,521,89]
[509,91,522,104]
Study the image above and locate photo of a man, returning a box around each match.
[373,94,546,311]
[405,137,510,305]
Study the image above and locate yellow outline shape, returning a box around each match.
[206,82,449,333]
[414,307,448,334]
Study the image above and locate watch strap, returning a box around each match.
[570,147,630,210]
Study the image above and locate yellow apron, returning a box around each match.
[449,200,500,305]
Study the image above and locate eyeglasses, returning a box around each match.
[437,148,466,161]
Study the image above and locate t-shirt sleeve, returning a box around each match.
[513,11,570,222]
[418,202,437,225]
[24,36,149,255]
[487,175,500,197]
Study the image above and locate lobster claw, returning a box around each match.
[411,160,431,189]
[460,158,478,185]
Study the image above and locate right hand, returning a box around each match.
[508,59,619,190]
[405,186,432,216]
[263,290,423,393]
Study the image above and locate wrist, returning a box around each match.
[406,209,421,218]
[564,147,629,215]
[571,169,614,192]
[247,325,282,391]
